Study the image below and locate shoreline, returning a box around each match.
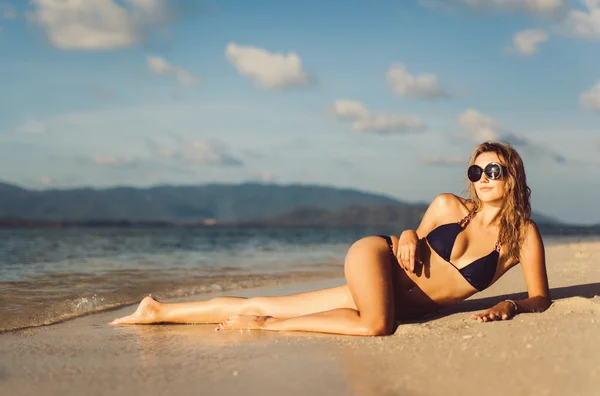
[3,236,599,334]
[0,270,344,334]
[1,240,599,395]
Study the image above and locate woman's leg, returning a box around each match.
[217,236,396,336]
[110,285,356,325]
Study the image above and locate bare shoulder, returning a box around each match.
[416,193,466,237]
[430,193,470,216]
[525,219,541,232]
[522,219,544,248]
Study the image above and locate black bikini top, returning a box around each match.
[426,212,501,291]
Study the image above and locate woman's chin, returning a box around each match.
[476,191,504,202]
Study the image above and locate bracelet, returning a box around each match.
[504,299,518,314]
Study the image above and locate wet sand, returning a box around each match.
[1,241,599,396]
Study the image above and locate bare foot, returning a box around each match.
[216,315,270,331]
[110,295,162,325]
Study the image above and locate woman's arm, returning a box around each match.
[415,193,458,239]
[397,193,457,272]
[473,221,552,322]
[511,220,552,313]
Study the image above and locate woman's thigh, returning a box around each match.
[247,235,401,321]
[343,236,396,329]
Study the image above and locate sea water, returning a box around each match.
[0,226,392,332]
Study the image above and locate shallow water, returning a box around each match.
[0,226,394,332]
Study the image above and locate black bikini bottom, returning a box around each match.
[376,234,397,263]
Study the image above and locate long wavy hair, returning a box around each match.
[467,141,531,261]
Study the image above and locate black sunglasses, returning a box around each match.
[467,162,506,182]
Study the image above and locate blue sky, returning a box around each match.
[0,0,599,223]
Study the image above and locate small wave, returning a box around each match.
[0,269,342,333]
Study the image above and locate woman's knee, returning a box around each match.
[367,321,395,336]
[357,315,395,336]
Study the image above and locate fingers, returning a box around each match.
[396,246,409,272]
[395,232,422,274]
[472,313,493,323]
[472,309,512,323]
[395,248,405,270]
[414,244,422,265]
[396,244,419,273]
[400,247,413,273]
[472,312,490,322]
[472,313,487,322]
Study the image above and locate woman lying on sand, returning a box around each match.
[111,141,552,336]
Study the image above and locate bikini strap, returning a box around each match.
[493,241,502,253]
[460,210,502,252]
[458,212,472,228]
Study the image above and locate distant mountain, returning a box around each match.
[530,212,560,225]
[0,182,402,223]
[252,204,600,235]
[0,182,27,192]
[250,204,429,228]
[0,181,577,229]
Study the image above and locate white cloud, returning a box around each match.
[179,141,241,166]
[512,29,549,55]
[330,100,371,121]
[420,156,466,166]
[92,155,136,167]
[558,0,600,40]
[225,42,313,90]
[459,0,566,15]
[27,0,172,50]
[457,109,566,162]
[147,56,199,86]
[148,138,243,166]
[328,100,426,134]
[1,2,16,19]
[580,81,600,111]
[17,121,46,134]
[420,0,566,15]
[248,170,278,182]
[38,176,53,186]
[459,109,503,141]
[386,64,447,99]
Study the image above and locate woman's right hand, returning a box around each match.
[396,230,422,273]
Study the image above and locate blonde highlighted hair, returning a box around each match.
[467,141,531,261]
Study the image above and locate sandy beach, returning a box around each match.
[1,240,599,396]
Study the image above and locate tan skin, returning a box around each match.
[111,151,551,335]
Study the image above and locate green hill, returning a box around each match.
[0,181,575,230]
[0,182,402,222]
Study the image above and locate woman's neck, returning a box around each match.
[475,201,504,227]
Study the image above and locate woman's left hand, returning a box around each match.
[472,301,516,322]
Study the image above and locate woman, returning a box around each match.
[111,141,552,336]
